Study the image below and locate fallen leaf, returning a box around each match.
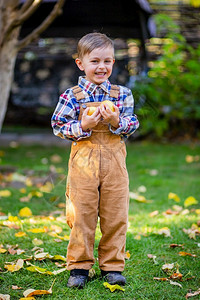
[162,263,175,273]
[0,190,11,197]
[19,297,35,300]
[179,251,197,257]
[32,238,43,246]
[170,244,184,248]
[26,264,52,275]
[147,254,158,264]
[185,288,200,299]
[28,228,47,233]
[23,279,55,297]
[169,280,182,288]
[0,294,10,300]
[153,277,168,281]
[15,232,27,237]
[19,207,32,217]
[134,235,141,240]
[149,210,159,217]
[5,258,24,272]
[8,215,19,222]
[184,196,198,207]
[158,227,172,238]
[12,285,23,290]
[0,248,7,254]
[124,250,131,260]
[103,282,125,292]
[88,268,96,279]
[168,192,180,202]
[170,272,183,280]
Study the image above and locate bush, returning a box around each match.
[133,14,200,139]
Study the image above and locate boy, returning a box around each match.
[51,32,139,288]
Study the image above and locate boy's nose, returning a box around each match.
[98,62,105,69]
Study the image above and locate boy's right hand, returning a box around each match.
[81,107,101,131]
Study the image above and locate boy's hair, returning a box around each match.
[77,32,114,59]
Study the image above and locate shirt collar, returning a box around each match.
[78,76,111,95]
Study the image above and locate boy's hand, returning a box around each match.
[100,104,120,129]
[81,107,101,131]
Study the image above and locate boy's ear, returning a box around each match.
[75,58,84,71]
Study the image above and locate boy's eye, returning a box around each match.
[91,60,98,63]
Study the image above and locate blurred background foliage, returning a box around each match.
[133,13,200,140]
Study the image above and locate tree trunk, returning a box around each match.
[0,29,19,131]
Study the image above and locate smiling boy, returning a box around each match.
[52,32,139,288]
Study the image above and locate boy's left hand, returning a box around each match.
[100,104,119,129]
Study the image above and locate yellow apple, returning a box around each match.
[87,106,97,116]
[100,100,115,112]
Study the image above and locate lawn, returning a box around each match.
[0,141,199,299]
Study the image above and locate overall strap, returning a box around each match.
[72,84,120,101]
[72,85,85,101]
[110,84,120,99]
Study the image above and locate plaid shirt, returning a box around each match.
[51,76,139,141]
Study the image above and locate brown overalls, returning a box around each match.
[66,85,129,272]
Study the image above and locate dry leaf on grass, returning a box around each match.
[157,227,172,238]
[184,196,198,208]
[4,259,24,272]
[15,232,27,237]
[124,250,131,260]
[147,254,158,264]
[185,288,200,299]
[0,294,10,300]
[103,282,125,292]
[18,207,32,217]
[169,280,182,288]
[179,251,197,257]
[23,279,55,297]
[168,192,180,202]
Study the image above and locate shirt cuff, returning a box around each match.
[109,116,128,135]
[76,121,92,140]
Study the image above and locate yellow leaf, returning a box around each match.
[134,235,141,240]
[28,191,43,198]
[28,228,46,233]
[124,250,131,259]
[0,248,7,254]
[185,155,194,163]
[19,207,32,217]
[5,259,24,272]
[19,188,27,194]
[32,238,43,246]
[19,297,35,300]
[23,279,55,297]
[179,251,197,257]
[184,196,198,207]
[52,255,66,262]
[103,282,125,292]
[168,192,180,202]
[15,231,27,237]
[26,265,53,275]
[0,190,11,197]
[39,182,53,193]
[8,216,19,222]
[195,209,200,215]
[158,227,172,238]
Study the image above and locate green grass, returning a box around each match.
[0,142,199,299]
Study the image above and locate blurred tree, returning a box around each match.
[0,0,65,132]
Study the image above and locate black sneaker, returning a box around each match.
[101,271,126,285]
[67,269,89,289]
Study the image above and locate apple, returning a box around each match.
[100,100,115,112]
[87,106,97,116]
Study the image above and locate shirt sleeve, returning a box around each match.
[51,91,92,141]
[109,88,139,138]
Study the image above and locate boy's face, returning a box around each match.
[76,46,115,85]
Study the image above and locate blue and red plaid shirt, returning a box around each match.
[51,76,139,141]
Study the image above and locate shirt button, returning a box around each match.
[73,142,77,146]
